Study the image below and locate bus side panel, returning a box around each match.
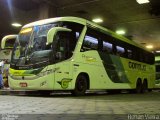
[121,58,155,89]
[53,60,73,90]
[72,51,108,89]
[73,51,131,90]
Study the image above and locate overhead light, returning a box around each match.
[146,45,153,49]
[136,0,150,4]
[92,18,103,23]
[116,30,126,35]
[12,23,22,27]
[155,51,160,53]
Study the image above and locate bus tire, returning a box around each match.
[135,79,142,93]
[71,75,87,96]
[142,80,148,93]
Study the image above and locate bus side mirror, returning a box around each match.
[1,35,17,49]
[46,27,72,45]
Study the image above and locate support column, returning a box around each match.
[38,3,57,20]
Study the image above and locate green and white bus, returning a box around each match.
[5,17,155,95]
[155,54,160,88]
[0,35,17,87]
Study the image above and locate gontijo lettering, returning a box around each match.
[129,62,146,71]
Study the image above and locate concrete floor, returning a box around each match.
[0,90,160,120]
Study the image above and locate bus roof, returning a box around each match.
[23,16,151,53]
[23,17,87,28]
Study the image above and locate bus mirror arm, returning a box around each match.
[46,27,72,45]
[1,35,17,49]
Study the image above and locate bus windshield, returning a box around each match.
[11,21,83,70]
[11,23,58,68]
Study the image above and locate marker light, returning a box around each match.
[146,45,153,49]
[116,30,126,35]
[20,28,32,34]
[136,0,150,4]
[92,18,103,23]
[12,23,22,27]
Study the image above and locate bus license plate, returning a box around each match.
[20,82,27,87]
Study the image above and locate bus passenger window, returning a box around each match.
[116,46,125,57]
[103,41,113,53]
[82,35,98,51]
[127,49,132,59]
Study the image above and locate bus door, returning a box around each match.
[53,31,73,89]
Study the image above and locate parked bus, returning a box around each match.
[155,55,160,88]
[0,35,17,87]
[3,17,155,95]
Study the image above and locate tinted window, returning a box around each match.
[103,41,113,53]
[116,46,125,57]
[82,26,154,64]
[83,35,98,50]
[82,28,99,51]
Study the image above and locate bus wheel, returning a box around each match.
[71,75,87,96]
[142,80,148,93]
[135,79,142,93]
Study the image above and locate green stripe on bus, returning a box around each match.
[98,52,129,83]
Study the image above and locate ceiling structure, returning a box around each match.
[0,0,160,51]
